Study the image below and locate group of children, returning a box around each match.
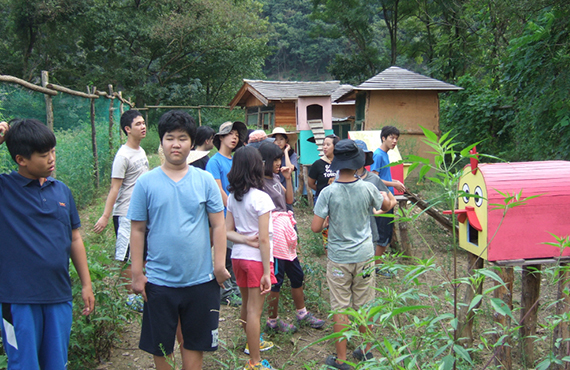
[0,110,403,370]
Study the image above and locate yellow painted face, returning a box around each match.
[458,166,489,259]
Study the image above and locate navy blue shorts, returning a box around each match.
[271,257,305,293]
[375,208,394,247]
[139,280,221,356]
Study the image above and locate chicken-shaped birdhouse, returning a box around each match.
[445,155,570,262]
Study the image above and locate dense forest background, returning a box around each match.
[0,0,569,161]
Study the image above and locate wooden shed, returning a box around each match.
[229,79,353,165]
[336,66,462,159]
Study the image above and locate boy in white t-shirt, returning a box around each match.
[93,110,149,309]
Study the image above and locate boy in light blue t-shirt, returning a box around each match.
[128,110,230,370]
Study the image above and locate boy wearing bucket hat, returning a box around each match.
[206,121,247,307]
[354,140,397,279]
[311,139,393,369]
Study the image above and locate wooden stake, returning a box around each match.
[397,198,411,259]
[108,85,115,154]
[520,264,542,367]
[493,266,514,370]
[554,263,570,369]
[119,91,124,142]
[41,71,54,131]
[88,86,99,188]
[458,252,484,346]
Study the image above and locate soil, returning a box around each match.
[95,200,560,370]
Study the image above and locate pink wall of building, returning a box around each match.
[296,96,333,130]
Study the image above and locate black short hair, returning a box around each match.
[227,146,265,201]
[258,142,283,177]
[194,125,215,147]
[5,119,56,162]
[120,109,143,135]
[381,126,400,140]
[325,134,340,146]
[158,110,197,143]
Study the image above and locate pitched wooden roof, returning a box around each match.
[357,66,463,91]
[230,79,341,108]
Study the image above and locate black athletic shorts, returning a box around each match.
[139,279,221,356]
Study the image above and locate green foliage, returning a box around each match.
[55,122,120,208]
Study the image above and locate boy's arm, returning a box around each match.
[70,229,95,316]
[214,179,228,207]
[374,190,397,214]
[311,215,326,233]
[93,178,124,233]
[257,212,272,295]
[208,211,231,287]
[130,220,148,301]
[0,121,9,144]
[382,179,406,193]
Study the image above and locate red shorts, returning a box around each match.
[232,259,277,288]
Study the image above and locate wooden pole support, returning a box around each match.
[554,263,570,369]
[520,264,542,367]
[397,198,411,259]
[493,266,514,370]
[88,86,100,188]
[458,252,484,346]
[41,71,54,132]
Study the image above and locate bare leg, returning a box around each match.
[358,324,374,353]
[181,348,204,370]
[153,354,175,370]
[245,286,266,365]
[267,291,280,319]
[240,286,249,331]
[291,287,305,310]
[374,245,387,266]
[333,313,350,362]
[121,263,133,292]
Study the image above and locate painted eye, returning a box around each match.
[462,183,470,204]
[474,186,483,207]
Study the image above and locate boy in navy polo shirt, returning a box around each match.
[0,119,95,370]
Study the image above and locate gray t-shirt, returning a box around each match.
[112,145,149,216]
[314,179,383,264]
[361,170,389,245]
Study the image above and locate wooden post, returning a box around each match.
[88,86,100,188]
[41,71,54,131]
[397,198,411,259]
[108,85,115,154]
[458,252,484,346]
[198,107,202,126]
[118,91,124,142]
[257,106,262,129]
[554,263,570,369]
[296,164,305,199]
[520,264,542,367]
[493,266,514,370]
[303,165,313,208]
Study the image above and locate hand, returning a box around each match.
[284,144,291,153]
[323,216,329,229]
[244,234,259,248]
[81,285,96,316]
[0,121,9,145]
[259,274,272,295]
[394,180,406,193]
[280,166,292,180]
[132,274,148,302]
[93,215,109,234]
[372,207,386,215]
[214,266,231,287]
